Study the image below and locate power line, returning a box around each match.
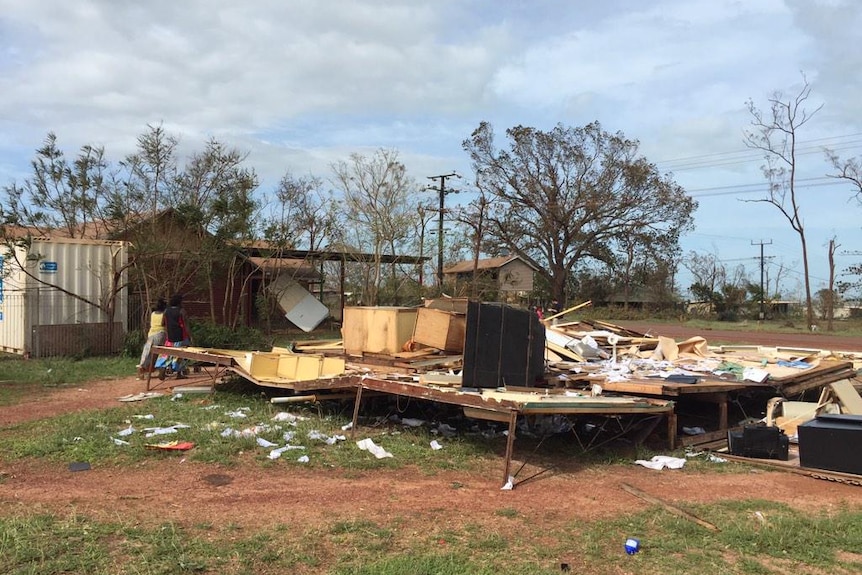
[687,179,849,198]
[656,133,862,171]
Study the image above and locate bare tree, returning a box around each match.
[262,172,336,252]
[684,251,728,299]
[827,236,839,331]
[463,121,696,305]
[330,149,417,305]
[827,150,862,202]
[744,76,822,330]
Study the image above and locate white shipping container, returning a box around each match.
[0,237,129,356]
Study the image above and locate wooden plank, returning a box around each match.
[678,427,739,447]
[620,483,719,532]
[829,379,862,414]
[293,340,343,350]
[392,348,439,359]
[780,363,856,396]
[419,373,462,386]
[546,341,585,362]
[463,406,513,422]
[543,300,592,322]
[393,355,463,369]
[342,306,418,355]
[413,307,466,352]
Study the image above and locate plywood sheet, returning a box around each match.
[412,307,466,352]
[342,306,418,355]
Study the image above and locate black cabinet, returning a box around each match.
[798,414,862,475]
[462,301,545,389]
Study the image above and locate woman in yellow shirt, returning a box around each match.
[137,298,167,379]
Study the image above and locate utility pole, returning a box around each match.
[427,172,460,290]
[752,239,772,320]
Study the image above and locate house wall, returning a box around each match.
[498,259,534,292]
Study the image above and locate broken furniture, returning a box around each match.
[145,346,237,391]
[342,306,418,356]
[727,425,790,460]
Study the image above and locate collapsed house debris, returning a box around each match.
[144,299,862,488]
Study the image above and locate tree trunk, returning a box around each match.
[799,233,814,330]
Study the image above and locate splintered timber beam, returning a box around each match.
[620,483,719,532]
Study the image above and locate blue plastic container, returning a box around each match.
[625,538,640,555]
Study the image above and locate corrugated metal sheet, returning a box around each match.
[0,238,129,356]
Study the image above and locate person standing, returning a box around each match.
[162,294,192,379]
[137,298,167,379]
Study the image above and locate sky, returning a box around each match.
[1,0,861,300]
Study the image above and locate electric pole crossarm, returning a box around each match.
[427,172,461,290]
[752,239,772,320]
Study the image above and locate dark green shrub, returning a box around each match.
[188,321,272,351]
[122,330,145,358]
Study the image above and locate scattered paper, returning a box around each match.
[743,367,770,383]
[634,455,686,470]
[356,438,393,459]
[272,412,308,423]
[430,440,443,450]
[118,392,163,402]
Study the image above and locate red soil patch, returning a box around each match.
[2,327,861,535]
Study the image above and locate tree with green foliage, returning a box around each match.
[111,125,259,326]
[0,133,130,351]
[0,133,112,238]
[462,121,696,306]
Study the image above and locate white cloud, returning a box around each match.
[0,0,860,289]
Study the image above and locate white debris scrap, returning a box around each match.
[634,455,686,470]
[356,438,393,459]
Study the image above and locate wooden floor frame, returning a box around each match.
[143,346,676,488]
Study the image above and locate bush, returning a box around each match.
[188,321,273,351]
[122,330,145,358]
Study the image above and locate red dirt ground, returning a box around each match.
[2,326,861,540]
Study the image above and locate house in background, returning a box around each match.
[443,255,538,304]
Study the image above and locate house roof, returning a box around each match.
[246,256,323,282]
[443,255,538,274]
[236,240,427,265]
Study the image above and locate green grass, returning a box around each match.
[1,501,860,574]
[0,355,137,406]
[3,336,862,573]
[0,383,504,473]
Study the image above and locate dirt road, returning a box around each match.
[615,322,862,352]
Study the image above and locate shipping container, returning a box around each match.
[0,237,129,357]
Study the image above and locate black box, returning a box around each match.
[798,414,862,475]
[727,425,790,460]
[462,301,545,389]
